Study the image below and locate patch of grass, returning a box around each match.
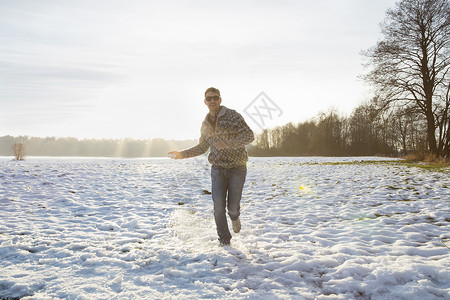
[311,158,449,172]
[387,185,401,190]
[400,161,449,171]
[374,213,392,218]
[357,213,401,220]
[403,153,450,169]
[318,160,399,166]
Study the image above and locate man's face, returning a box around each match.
[204,91,222,112]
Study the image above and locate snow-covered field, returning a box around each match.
[0,156,449,299]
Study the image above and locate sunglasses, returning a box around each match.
[205,96,221,102]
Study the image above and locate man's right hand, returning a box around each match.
[168,151,183,159]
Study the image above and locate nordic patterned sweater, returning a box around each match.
[181,106,254,168]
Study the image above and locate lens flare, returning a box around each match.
[298,185,312,193]
[290,176,315,195]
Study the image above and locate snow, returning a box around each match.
[0,156,449,299]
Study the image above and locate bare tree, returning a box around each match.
[363,0,450,157]
[12,142,25,160]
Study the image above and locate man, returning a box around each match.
[168,87,254,246]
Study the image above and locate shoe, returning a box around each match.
[219,239,230,246]
[232,218,241,233]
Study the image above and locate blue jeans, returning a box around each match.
[211,165,247,243]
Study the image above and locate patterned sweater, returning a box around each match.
[181,106,254,168]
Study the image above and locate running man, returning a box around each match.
[168,87,254,246]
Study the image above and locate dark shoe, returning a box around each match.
[232,218,241,233]
[219,239,230,246]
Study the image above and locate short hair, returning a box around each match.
[204,87,221,97]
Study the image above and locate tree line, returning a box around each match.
[0,136,197,158]
[247,99,431,157]
[0,95,445,158]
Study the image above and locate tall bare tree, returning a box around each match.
[363,0,450,157]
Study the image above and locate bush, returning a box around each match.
[12,142,25,161]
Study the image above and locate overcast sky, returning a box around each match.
[0,0,397,140]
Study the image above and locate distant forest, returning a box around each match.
[0,136,197,158]
[1,96,437,158]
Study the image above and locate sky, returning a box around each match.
[0,0,397,141]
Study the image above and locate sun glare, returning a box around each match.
[298,185,312,193]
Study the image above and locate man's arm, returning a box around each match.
[180,137,210,158]
[169,133,210,159]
